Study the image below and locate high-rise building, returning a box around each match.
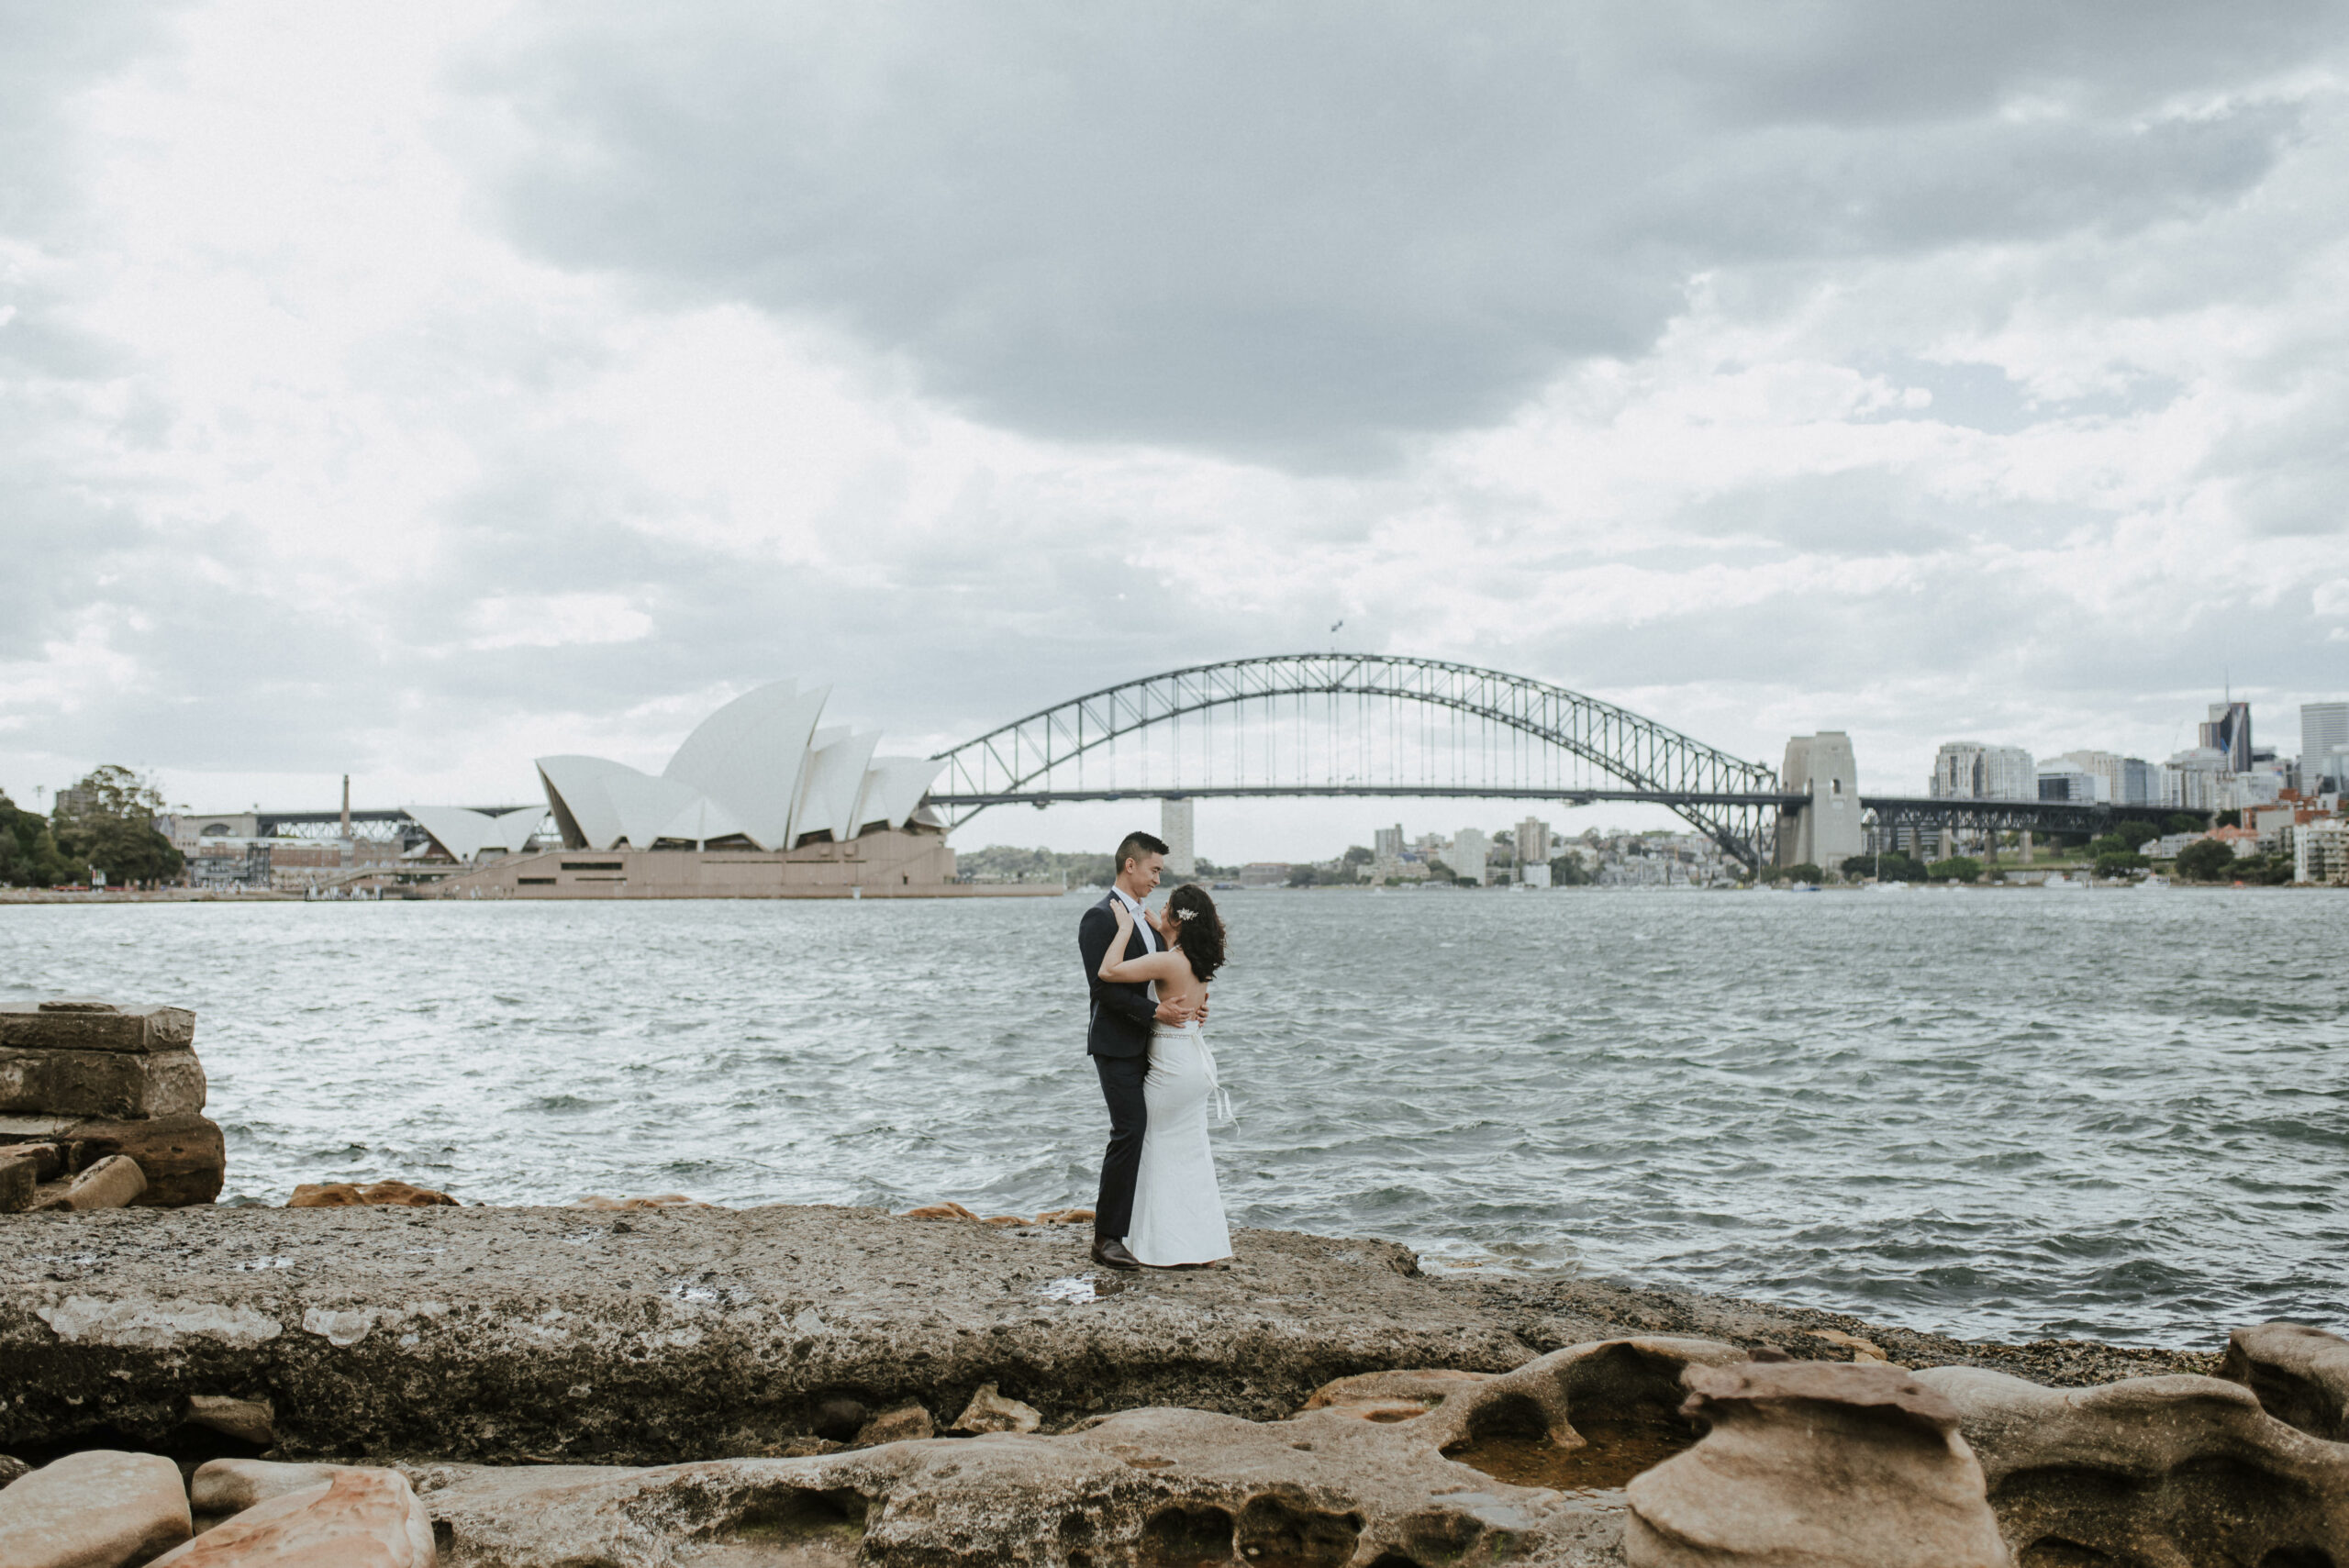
[2162,747,2229,812]
[1932,741,2034,800]
[1453,828,1489,884]
[1161,797,1195,878]
[2200,701,2253,773]
[1516,817,1552,864]
[1373,825,1404,860]
[2121,758,2157,807]
[2051,751,2127,807]
[2302,703,2349,784]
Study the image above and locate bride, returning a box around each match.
[1096,883,1232,1268]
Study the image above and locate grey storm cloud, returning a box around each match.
[469,0,2332,467]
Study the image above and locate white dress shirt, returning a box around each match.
[1110,885,1159,1002]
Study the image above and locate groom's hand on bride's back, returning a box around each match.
[1154,995,1206,1026]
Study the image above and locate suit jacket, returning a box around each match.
[1079,892,1159,1059]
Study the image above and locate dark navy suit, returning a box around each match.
[1079,891,1160,1241]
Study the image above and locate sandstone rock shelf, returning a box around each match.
[0,1202,2212,1468]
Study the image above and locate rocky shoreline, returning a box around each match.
[6,1202,2346,1566]
[0,1201,2211,1470]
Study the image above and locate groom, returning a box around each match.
[1078,829,1203,1270]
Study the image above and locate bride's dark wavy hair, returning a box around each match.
[1165,883,1227,983]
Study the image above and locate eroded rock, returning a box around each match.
[0,1454,27,1488]
[1625,1361,2006,1568]
[191,1458,355,1518]
[0,1047,205,1120]
[151,1467,433,1566]
[185,1395,277,1447]
[853,1403,933,1446]
[0,1449,191,1568]
[62,1154,148,1211]
[1308,1334,1747,1491]
[1917,1363,2349,1567]
[952,1382,1042,1435]
[414,1403,1628,1568]
[2217,1318,2349,1441]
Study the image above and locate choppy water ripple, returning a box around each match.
[3,887,2343,1344]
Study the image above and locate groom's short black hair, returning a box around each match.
[1115,831,1169,873]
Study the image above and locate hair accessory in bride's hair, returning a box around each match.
[1172,906,1197,920]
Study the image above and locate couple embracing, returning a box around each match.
[1077,830,1232,1272]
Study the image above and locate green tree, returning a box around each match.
[1843,850,1925,883]
[1341,845,1373,865]
[2093,851,2149,878]
[1549,851,1590,886]
[2175,839,2236,882]
[50,765,184,888]
[1776,862,1824,884]
[0,794,87,887]
[2086,834,2129,859]
[2115,820,2161,851]
[2165,813,2205,834]
[2213,809,2241,828]
[1926,856,1983,883]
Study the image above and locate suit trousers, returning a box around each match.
[1092,1052,1150,1242]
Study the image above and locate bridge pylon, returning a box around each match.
[1775,732,1864,871]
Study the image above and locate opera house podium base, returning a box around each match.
[425,830,1052,900]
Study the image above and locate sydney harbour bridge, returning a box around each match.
[262,653,2113,875]
[919,653,2111,873]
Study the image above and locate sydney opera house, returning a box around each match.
[416,680,1008,899]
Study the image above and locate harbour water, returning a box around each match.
[3,886,2341,1345]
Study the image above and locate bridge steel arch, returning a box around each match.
[928,653,1784,869]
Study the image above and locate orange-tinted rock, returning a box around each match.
[287,1180,455,1208]
[1626,1361,2006,1568]
[150,1468,432,1566]
[1035,1207,1094,1225]
[904,1201,980,1221]
[0,1450,190,1568]
[286,1183,364,1207]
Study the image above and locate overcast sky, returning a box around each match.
[5,2,2347,860]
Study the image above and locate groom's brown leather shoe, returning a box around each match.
[1090,1239,1141,1271]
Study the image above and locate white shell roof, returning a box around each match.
[534,681,933,851]
[406,804,546,861]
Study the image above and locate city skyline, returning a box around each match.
[6,7,2349,859]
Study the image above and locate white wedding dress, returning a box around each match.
[1124,1019,1232,1266]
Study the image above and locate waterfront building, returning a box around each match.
[531,680,941,852]
[2049,751,2127,806]
[2161,748,2229,813]
[2295,818,2349,884]
[421,678,999,900]
[1453,828,1490,884]
[1162,797,1196,878]
[1240,862,1292,887]
[2037,767,2103,804]
[1373,825,1404,860]
[2301,703,2349,785]
[2200,700,2253,773]
[1516,817,1552,864]
[1930,741,2035,800]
